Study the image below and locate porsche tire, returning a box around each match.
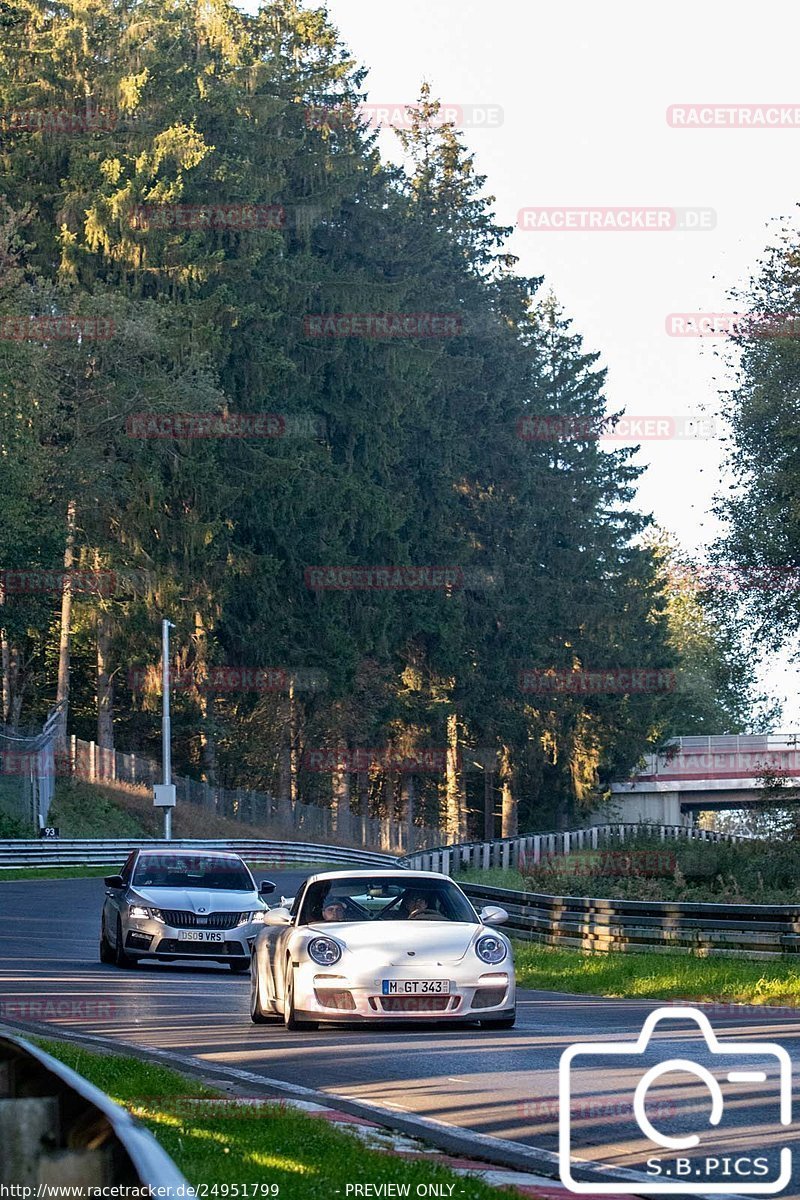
[250,957,279,1023]
[284,965,317,1031]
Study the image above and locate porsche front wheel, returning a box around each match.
[250,957,279,1023]
[284,966,317,1031]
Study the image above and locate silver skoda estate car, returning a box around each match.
[100,848,275,970]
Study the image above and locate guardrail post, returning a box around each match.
[0,1096,60,1184]
[501,841,510,870]
[442,848,451,876]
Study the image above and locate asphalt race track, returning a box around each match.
[2,874,799,1197]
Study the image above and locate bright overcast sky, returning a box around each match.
[253,0,800,725]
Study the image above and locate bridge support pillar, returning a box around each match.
[592,790,691,826]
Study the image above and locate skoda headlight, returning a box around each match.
[129,904,163,921]
[249,910,269,924]
[308,936,342,966]
[475,934,507,964]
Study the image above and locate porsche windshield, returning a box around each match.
[298,877,477,924]
[132,855,254,890]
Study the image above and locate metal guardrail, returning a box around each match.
[403,824,779,959]
[0,824,745,875]
[461,881,800,959]
[0,1032,187,1191]
[0,838,400,870]
[3,826,783,958]
[402,822,750,875]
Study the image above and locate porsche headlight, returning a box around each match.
[129,904,163,922]
[308,936,342,966]
[475,934,507,964]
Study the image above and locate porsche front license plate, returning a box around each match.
[178,930,224,942]
[381,979,450,995]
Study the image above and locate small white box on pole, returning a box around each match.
[153,784,176,807]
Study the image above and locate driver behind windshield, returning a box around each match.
[298,876,477,925]
[400,892,431,919]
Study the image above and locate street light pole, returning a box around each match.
[162,618,175,839]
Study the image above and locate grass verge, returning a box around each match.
[455,867,528,891]
[513,942,800,1007]
[0,866,113,881]
[33,1039,519,1199]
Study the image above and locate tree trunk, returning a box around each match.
[278,699,293,808]
[193,611,218,784]
[0,631,9,725]
[500,744,518,837]
[55,500,76,750]
[357,767,370,843]
[8,645,22,729]
[331,740,350,838]
[96,608,114,751]
[483,766,495,841]
[401,773,416,852]
[289,676,299,812]
[445,712,465,843]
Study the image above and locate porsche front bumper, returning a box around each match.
[294,966,515,1022]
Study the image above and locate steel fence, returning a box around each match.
[402,821,751,874]
[60,735,442,854]
[0,706,62,833]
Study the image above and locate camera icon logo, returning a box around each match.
[559,1006,792,1194]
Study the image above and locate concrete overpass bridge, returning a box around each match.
[605,734,800,825]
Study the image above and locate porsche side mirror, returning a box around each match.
[259,880,276,895]
[265,907,292,925]
[479,905,508,926]
[104,875,124,889]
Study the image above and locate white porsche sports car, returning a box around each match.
[249,869,516,1029]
